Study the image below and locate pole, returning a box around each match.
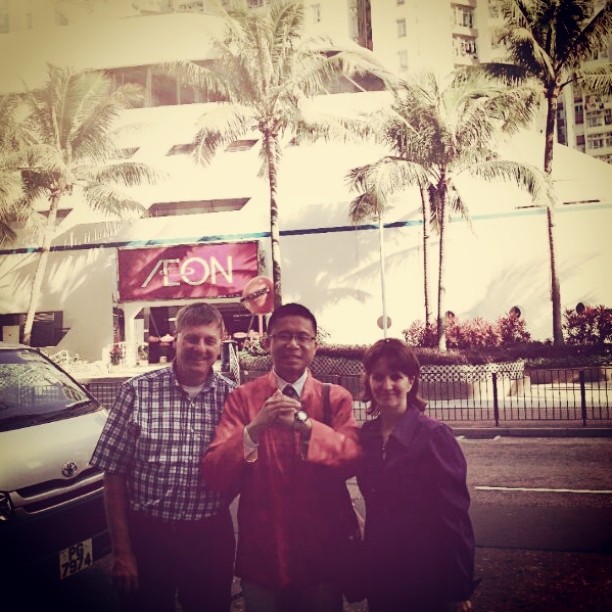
[378,214,388,338]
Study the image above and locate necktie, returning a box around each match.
[283,385,300,401]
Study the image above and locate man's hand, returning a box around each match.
[111,550,139,594]
[246,390,301,442]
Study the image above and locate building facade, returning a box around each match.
[0,2,611,365]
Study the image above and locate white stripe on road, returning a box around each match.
[475,485,612,494]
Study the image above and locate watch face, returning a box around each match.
[295,409,309,423]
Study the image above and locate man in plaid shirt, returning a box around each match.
[91,302,236,612]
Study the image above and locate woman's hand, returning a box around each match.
[455,600,472,611]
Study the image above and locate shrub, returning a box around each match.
[403,314,528,350]
[446,317,502,349]
[563,305,612,346]
[403,321,437,348]
[242,335,268,356]
[497,315,531,344]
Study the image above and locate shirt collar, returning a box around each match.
[169,363,217,391]
[273,369,308,397]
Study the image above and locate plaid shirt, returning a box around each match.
[91,366,235,521]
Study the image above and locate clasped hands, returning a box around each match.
[246,390,304,443]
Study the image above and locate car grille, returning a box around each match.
[13,466,104,515]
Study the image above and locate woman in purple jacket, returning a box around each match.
[357,338,478,612]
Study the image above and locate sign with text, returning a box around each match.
[118,242,259,302]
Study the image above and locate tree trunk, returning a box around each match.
[263,131,283,308]
[436,185,448,352]
[544,86,564,346]
[419,182,432,327]
[22,193,60,345]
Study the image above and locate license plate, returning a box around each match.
[59,538,93,579]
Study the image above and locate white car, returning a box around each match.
[0,342,110,586]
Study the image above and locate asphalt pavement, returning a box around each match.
[11,432,612,612]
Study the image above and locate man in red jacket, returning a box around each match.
[202,303,360,612]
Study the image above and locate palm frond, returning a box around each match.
[192,104,255,165]
[348,190,383,224]
[576,62,612,96]
[83,183,148,218]
[83,161,164,187]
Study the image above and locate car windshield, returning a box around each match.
[0,349,100,431]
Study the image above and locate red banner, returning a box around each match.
[118,242,259,302]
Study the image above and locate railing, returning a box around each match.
[82,366,612,428]
[242,366,612,427]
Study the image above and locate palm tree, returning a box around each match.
[347,71,550,351]
[480,0,612,346]
[173,0,389,307]
[5,64,158,345]
[0,93,26,245]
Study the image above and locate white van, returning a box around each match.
[0,342,110,586]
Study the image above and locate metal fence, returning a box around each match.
[239,367,612,427]
[81,366,612,428]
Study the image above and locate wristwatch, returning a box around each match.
[294,409,310,428]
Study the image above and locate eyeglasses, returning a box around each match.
[269,332,316,344]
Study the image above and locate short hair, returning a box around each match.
[362,338,427,414]
[267,303,317,335]
[175,302,224,334]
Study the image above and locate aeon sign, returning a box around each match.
[118,242,258,301]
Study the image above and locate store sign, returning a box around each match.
[118,242,258,301]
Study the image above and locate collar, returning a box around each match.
[273,369,308,397]
[170,363,217,390]
[368,407,423,447]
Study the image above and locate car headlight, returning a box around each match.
[0,492,14,521]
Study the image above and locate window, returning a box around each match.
[167,143,195,156]
[587,112,603,128]
[151,71,178,107]
[0,0,9,33]
[453,36,477,58]
[488,0,501,19]
[311,3,321,23]
[455,6,474,28]
[149,198,250,217]
[398,49,408,70]
[397,0,405,4]
[490,33,502,49]
[117,147,139,159]
[225,139,258,152]
[397,18,406,37]
[587,134,605,149]
[106,67,147,107]
[38,209,72,222]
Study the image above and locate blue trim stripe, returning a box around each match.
[1,202,608,256]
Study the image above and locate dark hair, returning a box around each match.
[175,302,224,334]
[362,338,427,414]
[267,303,317,335]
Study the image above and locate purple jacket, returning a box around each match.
[357,408,477,608]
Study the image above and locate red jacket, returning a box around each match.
[202,371,360,589]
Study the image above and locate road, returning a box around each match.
[11,437,612,611]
